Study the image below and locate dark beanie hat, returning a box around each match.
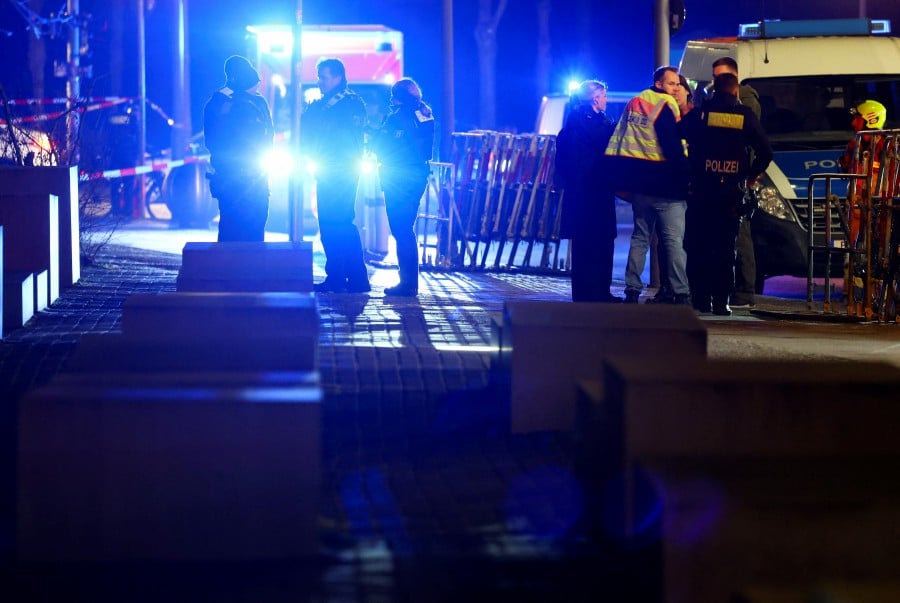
[224,55,261,90]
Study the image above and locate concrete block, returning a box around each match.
[0,165,79,286]
[51,368,320,391]
[582,358,900,602]
[3,270,34,334]
[176,241,313,292]
[501,301,707,433]
[66,332,317,373]
[0,225,3,337]
[32,269,48,312]
[601,358,900,460]
[0,193,59,306]
[121,292,319,343]
[17,380,322,561]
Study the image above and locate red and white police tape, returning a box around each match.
[1,96,174,126]
[79,155,209,182]
[1,98,128,125]
[4,96,131,106]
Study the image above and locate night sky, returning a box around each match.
[2,0,900,150]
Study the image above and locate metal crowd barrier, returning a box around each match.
[416,160,462,268]
[420,130,565,273]
[808,129,900,322]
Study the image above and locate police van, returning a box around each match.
[679,18,900,287]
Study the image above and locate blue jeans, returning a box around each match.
[625,193,689,296]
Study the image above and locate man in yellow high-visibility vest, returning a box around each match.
[605,66,691,304]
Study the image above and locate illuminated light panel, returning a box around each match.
[738,18,891,39]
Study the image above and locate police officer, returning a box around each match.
[304,57,371,293]
[371,78,435,297]
[695,57,762,308]
[679,72,773,315]
[203,55,274,241]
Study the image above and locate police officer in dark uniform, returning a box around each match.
[371,77,435,297]
[304,57,370,293]
[679,72,772,315]
[203,55,274,241]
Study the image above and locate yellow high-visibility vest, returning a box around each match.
[605,89,680,162]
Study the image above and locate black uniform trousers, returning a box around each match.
[316,176,369,287]
[215,173,269,242]
[383,174,428,291]
[685,193,742,310]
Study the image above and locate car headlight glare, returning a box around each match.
[752,178,792,220]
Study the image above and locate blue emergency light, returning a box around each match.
[738,18,891,39]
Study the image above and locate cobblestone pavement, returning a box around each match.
[1,231,898,601]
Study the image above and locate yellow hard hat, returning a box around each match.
[854,99,887,129]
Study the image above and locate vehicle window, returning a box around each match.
[741,76,900,148]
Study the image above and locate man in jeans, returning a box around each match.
[605,66,691,304]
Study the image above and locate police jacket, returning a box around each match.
[604,86,690,199]
[303,86,367,174]
[203,87,273,176]
[678,92,773,196]
[372,102,435,182]
[694,83,762,120]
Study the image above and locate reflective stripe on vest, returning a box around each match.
[605,89,679,162]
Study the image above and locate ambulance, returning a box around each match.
[246,24,403,235]
[679,18,900,287]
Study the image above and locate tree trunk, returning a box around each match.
[474,0,507,130]
[576,0,593,71]
[535,0,552,99]
[28,0,46,107]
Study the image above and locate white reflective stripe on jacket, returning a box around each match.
[605,88,679,162]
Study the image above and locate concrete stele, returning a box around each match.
[176,241,313,292]
[0,165,80,287]
[584,357,900,603]
[0,193,59,306]
[121,291,319,342]
[67,332,318,373]
[500,301,707,433]
[17,380,322,561]
[32,269,48,312]
[2,270,34,334]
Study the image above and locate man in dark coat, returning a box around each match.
[556,79,621,303]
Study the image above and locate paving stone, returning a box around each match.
[0,235,897,600]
